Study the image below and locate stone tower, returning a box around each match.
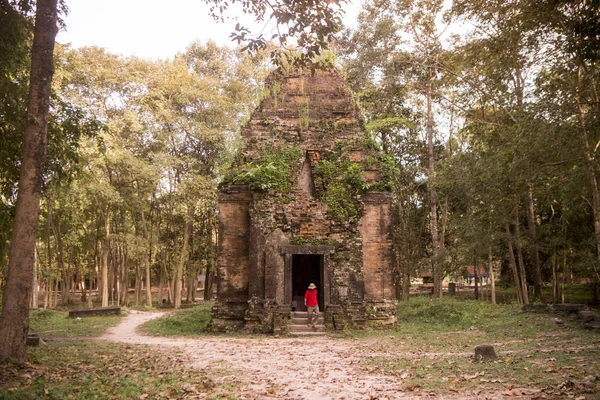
[211,68,397,333]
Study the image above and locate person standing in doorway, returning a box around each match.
[304,283,319,328]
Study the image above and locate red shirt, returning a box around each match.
[304,289,318,307]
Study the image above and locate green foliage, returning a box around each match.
[313,139,395,222]
[314,147,366,222]
[224,146,303,192]
[365,116,415,133]
[364,151,396,191]
[140,303,213,336]
[205,0,346,69]
[297,101,309,131]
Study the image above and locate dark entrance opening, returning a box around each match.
[292,254,323,311]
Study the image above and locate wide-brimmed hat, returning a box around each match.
[308,283,316,289]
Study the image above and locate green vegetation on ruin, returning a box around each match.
[313,138,395,223]
[223,145,303,193]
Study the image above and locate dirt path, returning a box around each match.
[100,311,499,399]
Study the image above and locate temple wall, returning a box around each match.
[359,193,395,301]
[216,186,251,299]
[214,69,398,332]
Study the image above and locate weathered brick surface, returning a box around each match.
[360,194,395,303]
[217,186,252,299]
[213,69,397,332]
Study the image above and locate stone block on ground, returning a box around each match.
[26,333,40,347]
[474,345,497,362]
[578,310,598,323]
[585,320,600,330]
[522,304,550,312]
[553,304,586,313]
[68,306,121,317]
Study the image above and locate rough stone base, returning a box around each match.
[365,300,398,326]
[211,299,248,332]
[213,297,398,334]
[325,304,345,330]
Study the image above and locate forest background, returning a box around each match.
[1,0,599,337]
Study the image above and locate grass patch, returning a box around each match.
[140,302,213,336]
[346,296,600,397]
[29,308,122,338]
[0,341,239,400]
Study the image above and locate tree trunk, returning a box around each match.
[488,245,496,304]
[526,183,543,301]
[505,223,524,304]
[552,253,563,304]
[158,265,164,306]
[51,215,68,305]
[438,197,448,298]
[32,247,39,309]
[52,278,59,308]
[109,244,117,306]
[474,261,479,300]
[100,208,110,307]
[114,243,121,306]
[43,281,50,309]
[44,196,53,308]
[141,210,153,307]
[577,65,600,283]
[64,245,73,305]
[204,212,216,300]
[121,244,129,307]
[175,205,193,309]
[401,268,410,301]
[514,207,530,304]
[426,67,441,298]
[135,262,141,307]
[80,263,87,303]
[0,0,58,363]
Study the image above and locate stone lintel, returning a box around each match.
[218,184,252,202]
[280,245,335,255]
[362,191,392,204]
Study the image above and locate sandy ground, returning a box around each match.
[100,310,503,399]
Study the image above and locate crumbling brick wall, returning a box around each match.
[212,68,397,333]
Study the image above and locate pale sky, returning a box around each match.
[56,0,363,60]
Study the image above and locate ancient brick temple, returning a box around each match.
[211,68,397,333]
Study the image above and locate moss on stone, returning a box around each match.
[289,237,334,246]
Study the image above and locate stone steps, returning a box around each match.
[290,311,326,335]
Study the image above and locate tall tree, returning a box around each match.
[342,0,450,297]
[0,0,59,363]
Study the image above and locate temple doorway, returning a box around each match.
[292,254,323,311]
